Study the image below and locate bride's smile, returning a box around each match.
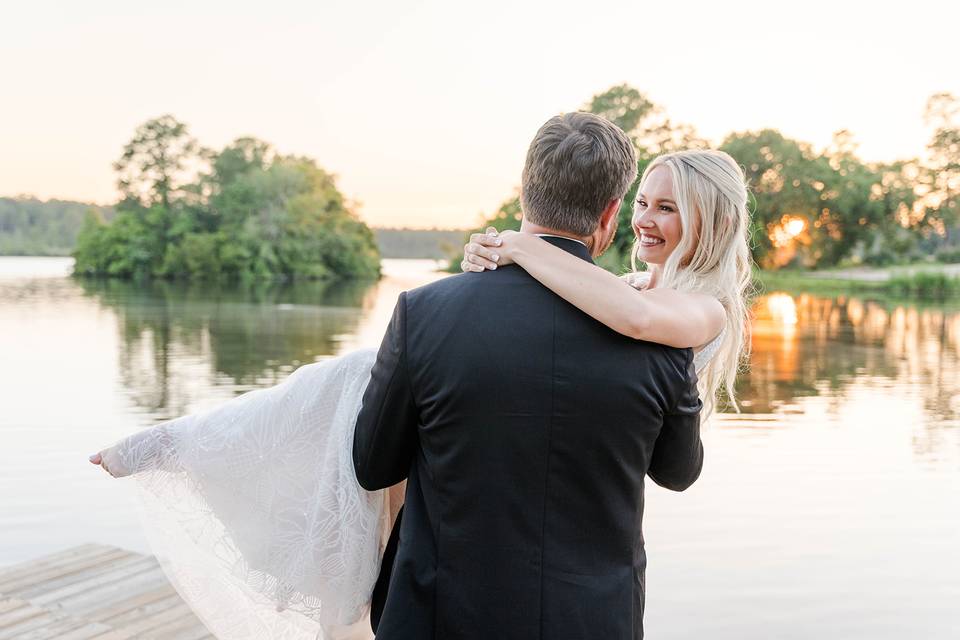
[632,166,683,265]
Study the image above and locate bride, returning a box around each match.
[89,148,751,640]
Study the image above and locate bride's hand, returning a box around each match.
[621,271,652,290]
[461,227,521,272]
[88,446,129,478]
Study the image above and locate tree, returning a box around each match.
[922,93,960,242]
[211,137,274,187]
[720,129,827,267]
[113,115,204,211]
[584,84,655,138]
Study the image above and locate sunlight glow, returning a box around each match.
[766,293,799,326]
[770,216,808,248]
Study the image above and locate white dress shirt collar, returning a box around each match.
[535,233,587,247]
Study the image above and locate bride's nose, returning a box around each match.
[633,212,655,231]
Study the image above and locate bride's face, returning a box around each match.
[632,166,683,265]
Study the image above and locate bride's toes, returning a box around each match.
[89,449,125,477]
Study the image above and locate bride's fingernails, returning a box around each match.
[491,254,500,262]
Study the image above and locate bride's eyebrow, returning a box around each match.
[638,192,677,206]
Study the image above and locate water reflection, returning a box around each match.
[66,260,448,422]
[67,267,960,464]
[74,278,377,419]
[742,291,960,467]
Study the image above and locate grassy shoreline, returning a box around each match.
[755,263,960,299]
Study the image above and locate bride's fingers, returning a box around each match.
[470,232,502,248]
[463,243,499,270]
[460,260,483,273]
[463,252,497,271]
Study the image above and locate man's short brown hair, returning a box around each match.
[521,112,637,237]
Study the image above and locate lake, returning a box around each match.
[0,256,957,638]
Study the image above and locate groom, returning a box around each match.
[353,112,703,640]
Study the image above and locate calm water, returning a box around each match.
[1,257,957,638]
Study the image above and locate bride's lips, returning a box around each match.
[639,233,665,248]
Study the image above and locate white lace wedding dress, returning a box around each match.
[102,332,724,640]
[107,347,387,640]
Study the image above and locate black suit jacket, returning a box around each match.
[353,237,703,640]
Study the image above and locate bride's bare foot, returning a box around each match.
[88,447,129,478]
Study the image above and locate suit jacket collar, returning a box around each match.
[539,234,595,264]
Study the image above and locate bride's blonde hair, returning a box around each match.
[631,150,753,418]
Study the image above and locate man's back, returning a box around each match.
[354,237,703,640]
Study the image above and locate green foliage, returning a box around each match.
[921,93,960,241]
[935,246,960,264]
[719,129,921,269]
[0,198,114,256]
[585,84,655,139]
[73,118,380,282]
[454,83,959,275]
[888,271,960,298]
[114,115,206,211]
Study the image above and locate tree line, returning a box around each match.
[72,116,381,281]
[0,197,113,256]
[0,202,467,261]
[460,85,960,272]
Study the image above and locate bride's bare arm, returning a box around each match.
[462,230,724,348]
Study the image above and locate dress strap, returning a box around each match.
[693,326,726,374]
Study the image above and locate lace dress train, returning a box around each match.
[107,347,392,640]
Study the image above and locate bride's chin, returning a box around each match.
[635,248,666,265]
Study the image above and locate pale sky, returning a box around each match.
[2,0,958,228]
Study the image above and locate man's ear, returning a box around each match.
[600,198,621,230]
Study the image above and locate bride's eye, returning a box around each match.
[636,199,647,208]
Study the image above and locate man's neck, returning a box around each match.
[520,221,590,247]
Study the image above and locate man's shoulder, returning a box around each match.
[404,268,525,305]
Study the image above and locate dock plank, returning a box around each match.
[29,557,158,606]
[17,555,156,601]
[85,585,178,623]
[0,545,211,640]
[0,546,116,589]
[0,610,63,640]
[0,549,133,594]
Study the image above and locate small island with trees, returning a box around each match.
[72,116,381,281]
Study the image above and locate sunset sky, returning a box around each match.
[2,0,958,228]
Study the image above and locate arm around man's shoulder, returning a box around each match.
[353,291,420,491]
[647,348,704,492]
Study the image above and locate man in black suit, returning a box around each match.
[353,112,703,640]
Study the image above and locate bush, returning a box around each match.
[888,271,960,298]
[934,246,960,264]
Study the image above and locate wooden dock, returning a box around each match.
[0,544,213,639]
